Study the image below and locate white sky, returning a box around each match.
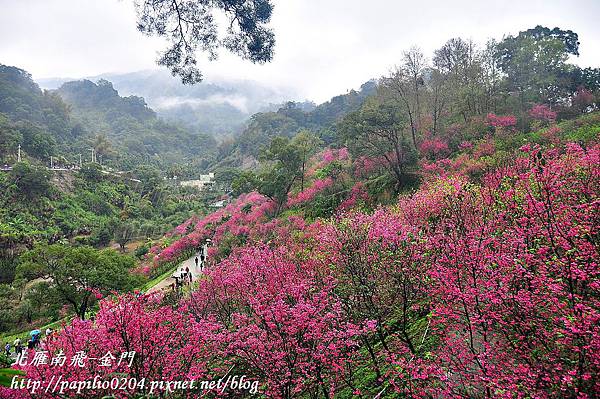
[1,0,599,103]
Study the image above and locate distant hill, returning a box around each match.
[0,64,73,163]
[0,64,217,172]
[214,80,377,169]
[38,70,298,136]
[0,64,71,139]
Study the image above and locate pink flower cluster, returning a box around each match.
[353,155,387,178]
[474,139,495,157]
[307,147,351,176]
[573,87,594,109]
[337,182,370,211]
[529,104,557,123]
[166,216,199,237]
[153,192,275,266]
[458,140,474,150]
[487,112,517,128]
[419,137,450,159]
[321,147,349,163]
[287,177,334,207]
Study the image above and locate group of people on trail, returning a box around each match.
[4,328,54,358]
[177,266,193,287]
[194,248,206,271]
[170,242,209,292]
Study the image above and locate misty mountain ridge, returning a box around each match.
[0,64,219,173]
[2,62,376,174]
[37,70,303,135]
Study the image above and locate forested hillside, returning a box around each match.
[214,80,377,168]
[0,66,71,162]
[0,65,218,172]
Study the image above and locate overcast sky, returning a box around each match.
[1,0,599,103]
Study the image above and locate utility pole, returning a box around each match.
[17,144,21,162]
[50,156,53,169]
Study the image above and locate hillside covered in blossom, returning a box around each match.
[4,109,599,397]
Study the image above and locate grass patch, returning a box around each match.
[140,264,179,292]
[0,318,70,345]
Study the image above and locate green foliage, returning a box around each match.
[133,243,149,259]
[256,136,304,213]
[231,170,259,196]
[0,257,17,284]
[17,121,56,160]
[495,26,581,107]
[293,130,322,190]
[7,162,52,199]
[216,82,376,167]
[0,368,24,387]
[565,124,600,142]
[78,162,104,182]
[0,65,70,141]
[111,220,138,251]
[132,165,162,197]
[237,112,300,157]
[339,94,417,189]
[17,244,141,319]
[89,222,113,248]
[0,114,22,162]
[55,79,218,170]
[303,189,346,220]
[0,66,219,172]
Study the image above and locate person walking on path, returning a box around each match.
[14,338,22,357]
[195,256,199,268]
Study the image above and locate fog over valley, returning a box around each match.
[37,70,304,135]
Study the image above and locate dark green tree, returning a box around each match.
[256,136,303,214]
[18,122,56,160]
[339,95,417,190]
[0,115,22,162]
[112,220,138,252]
[292,130,322,190]
[78,162,104,182]
[231,170,259,197]
[133,164,163,197]
[495,26,580,107]
[17,245,141,319]
[8,162,52,199]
